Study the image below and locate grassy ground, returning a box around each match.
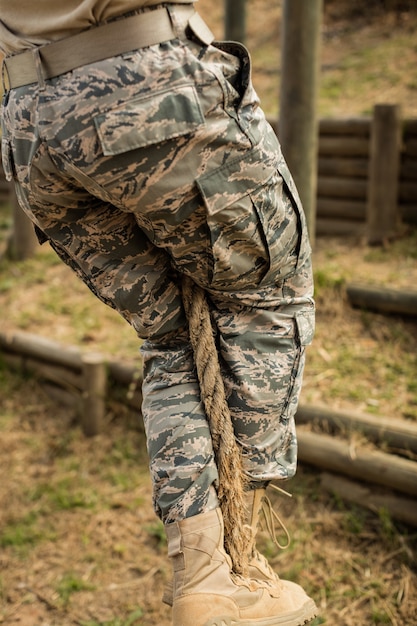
[1,1,417,625]
[1,224,417,626]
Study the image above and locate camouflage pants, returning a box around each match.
[1,5,315,523]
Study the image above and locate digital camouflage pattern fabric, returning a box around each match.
[1,5,315,522]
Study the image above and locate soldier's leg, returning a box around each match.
[41,200,220,522]
[41,203,220,523]
[44,206,220,523]
[210,262,315,485]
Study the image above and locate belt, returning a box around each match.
[2,5,214,90]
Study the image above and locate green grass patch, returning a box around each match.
[56,572,96,607]
[79,608,144,626]
[144,520,167,550]
[0,511,53,552]
[28,478,98,511]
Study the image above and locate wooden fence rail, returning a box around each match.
[1,108,417,241]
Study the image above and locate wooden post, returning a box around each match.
[279,0,323,246]
[224,0,246,43]
[367,104,402,244]
[10,187,39,260]
[81,352,107,436]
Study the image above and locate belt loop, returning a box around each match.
[33,48,46,91]
[166,4,191,39]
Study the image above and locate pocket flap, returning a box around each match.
[196,147,276,214]
[295,309,315,346]
[1,137,14,182]
[94,83,204,156]
[277,159,303,211]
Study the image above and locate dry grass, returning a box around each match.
[1,230,417,626]
[0,368,416,626]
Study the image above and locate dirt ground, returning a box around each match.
[1,233,416,626]
[1,364,416,626]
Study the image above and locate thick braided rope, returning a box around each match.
[182,276,251,575]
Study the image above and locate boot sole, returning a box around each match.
[204,598,318,626]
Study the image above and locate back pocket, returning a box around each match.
[94,83,205,156]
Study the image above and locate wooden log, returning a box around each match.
[296,403,417,454]
[318,156,368,179]
[1,352,83,391]
[404,119,417,136]
[367,104,402,244]
[297,429,417,497]
[0,330,142,386]
[400,203,417,224]
[317,198,366,221]
[270,117,372,139]
[399,180,417,202]
[318,136,370,157]
[320,473,417,527]
[319,117,370,136]
[0,330,82,371]
[3,351,143,417]
[316,218,365,237]
[317,176,367,200]
[400,157,417,181]
[81,352,107,436]
[346,282,417,317]
[279,0,322,244]
[42,382,81,410]
[404,138,417,157]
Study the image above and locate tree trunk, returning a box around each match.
[224,0,246,43]
[279,0,323,245]
[10,187,39,260]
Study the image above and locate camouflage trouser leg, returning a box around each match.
[1,8,314,522]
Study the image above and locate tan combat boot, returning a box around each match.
[163,486,313,607]
[165,507,317,626]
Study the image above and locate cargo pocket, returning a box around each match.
[94,83,205,156]
[196,146,309,292]
[196,147,279,291]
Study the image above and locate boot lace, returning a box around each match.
[258,483,291,551]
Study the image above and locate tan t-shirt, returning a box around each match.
[0,0,196,55]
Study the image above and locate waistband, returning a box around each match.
[2,5,214,90]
